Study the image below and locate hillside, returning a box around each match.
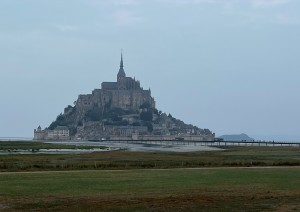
[219,133,255,141]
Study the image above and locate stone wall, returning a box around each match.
[75,86,155,120]
[33,127,70,140]
[33,130,45,140]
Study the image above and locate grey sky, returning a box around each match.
[1,0,299,140]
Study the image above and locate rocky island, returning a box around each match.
[34,54,214,141]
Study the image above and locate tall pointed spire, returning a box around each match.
[117,50,126,80]
[120,51,124,69]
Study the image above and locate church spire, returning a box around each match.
[120,52,124,69]
[117,51,126,80]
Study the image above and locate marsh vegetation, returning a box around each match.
[1,141,299,211]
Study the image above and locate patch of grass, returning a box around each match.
[0,168,299,211]
[1,146,300,211]
[0,146,300,171]
[0,141,105,150]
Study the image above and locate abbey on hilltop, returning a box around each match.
[34,54,214,141]
[76,53,155,117]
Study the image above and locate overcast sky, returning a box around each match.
[1,0,300,141]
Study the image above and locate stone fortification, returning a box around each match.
[76,87,154,121]
[34,53,214,141]
[34,126,69,140]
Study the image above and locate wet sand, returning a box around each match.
[49,140,222,152]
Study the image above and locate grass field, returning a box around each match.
[1,146,299,171]
[0,141,105,151]
[0,168,299,211]
[1,143,300,211]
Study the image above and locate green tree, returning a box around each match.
[85,108,102,121]
[139,102,151,109]
[140,111,153,121]
[143,122,153,132]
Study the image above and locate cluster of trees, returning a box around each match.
[48,113,77,135]
[85,108,102,122]
[49,100,210,135]
[85,107,136,122]
[48,114,68,130]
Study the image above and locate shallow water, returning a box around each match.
[0,137,33,141]
[49,140,222,152]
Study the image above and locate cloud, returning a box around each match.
[54,24,81,32]
[156,0,292,7]
[156,0,217,5]
[113,10,143,26]
[90,0,138,7]
[276,14,300,25]
[112,0,137,6]
[159,0,296,26]
[250,0,291,7]
[92,0,297,27]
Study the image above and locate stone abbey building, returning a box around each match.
[34,54,214,141]
[75,53,155,122]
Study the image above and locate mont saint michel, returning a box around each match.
[34,54,214,141]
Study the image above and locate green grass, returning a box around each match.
[0,141,105,150]
[0,168,299,211]
[1,146,300,211]
[0,146,300,171]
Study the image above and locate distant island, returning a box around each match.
[218,133,255,141]
[34,54,214,141]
